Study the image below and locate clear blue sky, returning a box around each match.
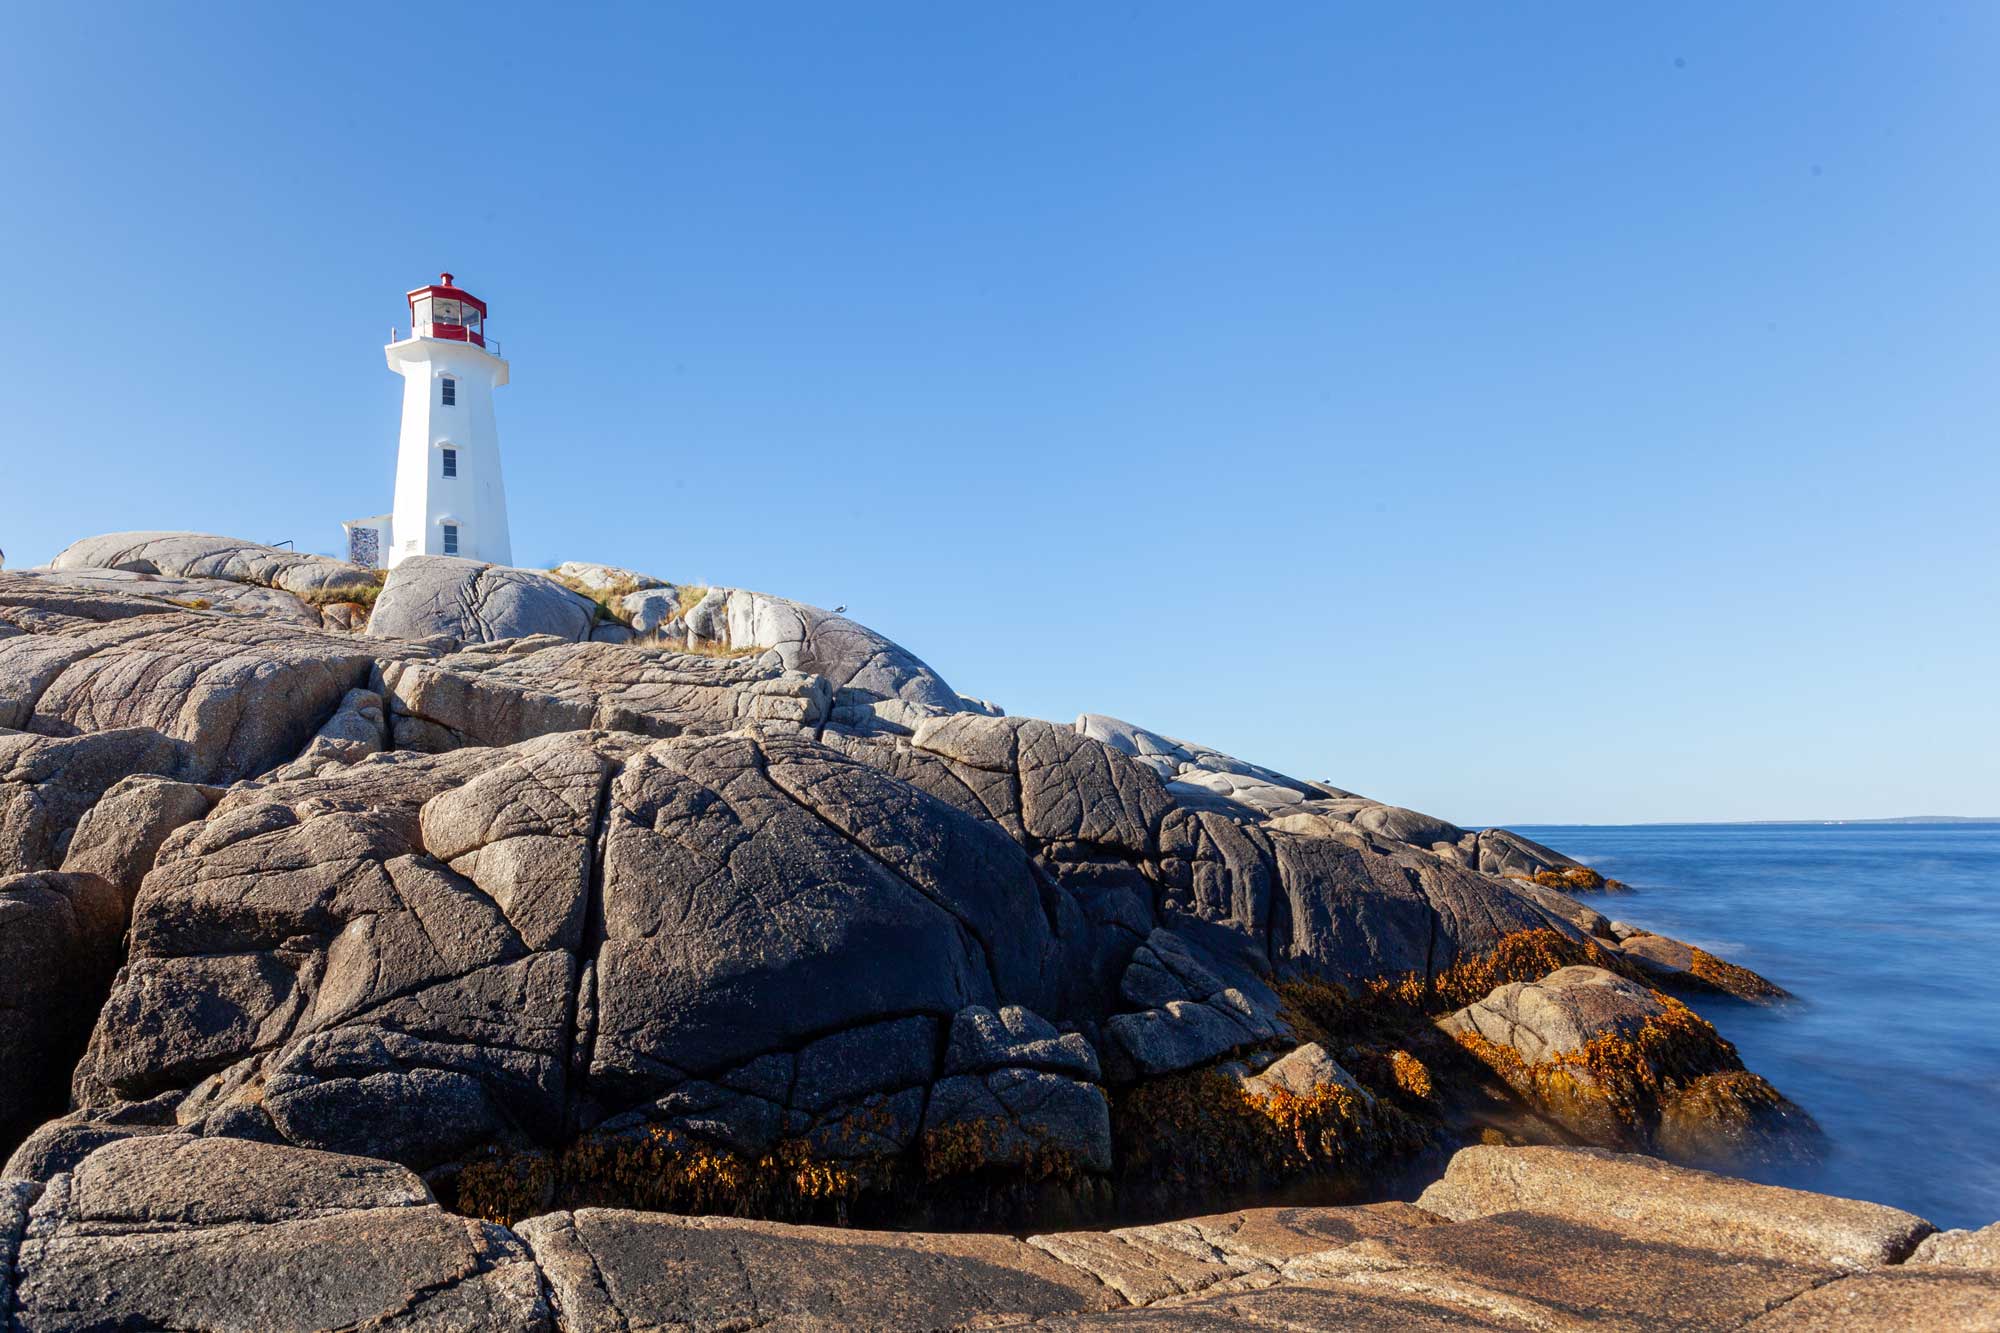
[3,5,1994,823]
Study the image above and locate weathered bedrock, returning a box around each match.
[0,543,1825,1221]
[3,1137,1990,1332]
[3,535,1958,1326]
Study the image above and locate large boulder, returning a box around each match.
[580,729,1073,1166]
[1416,1144,1934,1268]
[72,735,592,1161]
[1440,964,1668,1066]
[1439,967,1818,1163]
[638,586,967,733]
[9,1135,550,1330]
[369,556,599,645]
[50,531,378,600]
[1473,826,1587,880]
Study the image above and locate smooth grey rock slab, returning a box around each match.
[516,1207,1120,1330]
[1,566,323,625]
[13,1135,550,1332]
[51,531,378,598]
[1744,1269,2000,1329]
[1288,1208,1844,1333]
[1416,1144,1935,1268]
[53,1133,429,1224]
[1025,1202,1439,1307]
[370,555,600,645]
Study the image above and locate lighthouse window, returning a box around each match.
[442,524,460,556]
[440,377,456,406]
[441,448,458,478]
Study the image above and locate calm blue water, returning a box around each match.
[1514,823,2000,1231]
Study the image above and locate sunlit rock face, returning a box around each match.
[1,541,1817,1238]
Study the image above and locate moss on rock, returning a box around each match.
[1110,1062,1430,1215]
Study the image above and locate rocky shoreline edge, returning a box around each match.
[5,1137,1994,1329]
[2,532,1993,1329]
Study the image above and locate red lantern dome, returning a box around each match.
[406,271,488,348]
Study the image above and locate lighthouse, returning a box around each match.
[344,273,512,568]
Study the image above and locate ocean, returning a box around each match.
[1513,821,2000,1232]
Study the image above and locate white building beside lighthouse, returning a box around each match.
[344,272,512,568]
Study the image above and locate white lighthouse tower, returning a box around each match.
[346,273,512,568]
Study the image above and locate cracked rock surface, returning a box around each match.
[369,555,601,645]
[3,1140,1986,1331]
[9,1136,551,1332]
[0,533,1977,1330]
[50,532,379,600]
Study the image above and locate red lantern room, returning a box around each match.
[407,272,488,348]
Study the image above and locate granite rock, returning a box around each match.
[369,555,600,645]
[380,639,831,751]
[0,728,186,875]
[1416,1144,1934,1268]
[51,531,379,599]
[1913,1221,2000,1269]
[11,1135,551,1331]
[0,871,126,1152]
